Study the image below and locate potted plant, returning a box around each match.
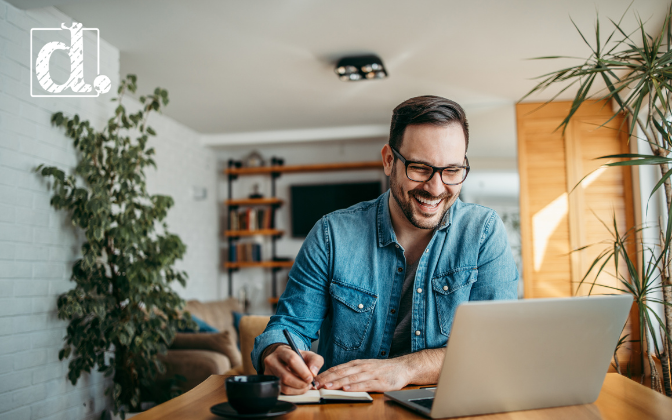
[522,4,672,396]
[38,74,195,418]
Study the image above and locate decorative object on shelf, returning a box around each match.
[335,54,387,81]
[37,74,196,417]
[249,183,263,199]
[243,150,265,168]
[270,156,284,166]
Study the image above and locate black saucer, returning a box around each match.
[210,401,297,419]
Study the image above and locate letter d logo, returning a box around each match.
[30,22,111,98]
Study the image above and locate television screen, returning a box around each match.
[290,181,382,237]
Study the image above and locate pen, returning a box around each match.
[283,329,316,387]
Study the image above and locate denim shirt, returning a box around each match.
[252,190,519,373]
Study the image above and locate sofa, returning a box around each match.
[157,298,244,392]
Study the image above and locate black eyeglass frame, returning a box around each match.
[391,147,470,186]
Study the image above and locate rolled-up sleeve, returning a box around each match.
[251,217,332,372]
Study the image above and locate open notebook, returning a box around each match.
[278,389,373,404]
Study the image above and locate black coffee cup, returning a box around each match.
[225,375,280,414]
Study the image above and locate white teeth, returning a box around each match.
[416,196,441,206]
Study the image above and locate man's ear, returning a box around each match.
[381,144,394,176]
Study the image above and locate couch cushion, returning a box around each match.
[171,330,242,368]
[184,298,242,345]
[159,349,232,392]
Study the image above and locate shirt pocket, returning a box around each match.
[431,267,478,337]
[329,280,378,351]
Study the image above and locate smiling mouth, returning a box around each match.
[413,195,443,212]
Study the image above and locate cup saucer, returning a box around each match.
[210,401,297,419]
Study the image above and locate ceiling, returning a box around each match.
[17,0,667,138]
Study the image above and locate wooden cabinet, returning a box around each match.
[517,100,640,371]
[517,100,636,297]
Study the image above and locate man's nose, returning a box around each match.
[424,171,446,197]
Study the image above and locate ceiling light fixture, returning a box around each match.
[335,54,387,81]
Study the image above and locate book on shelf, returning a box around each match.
[278,389,372,404]
[228,243,262,263]
[228,208,273,231]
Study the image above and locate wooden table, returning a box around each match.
[133,374,672,420]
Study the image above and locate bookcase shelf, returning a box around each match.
[225,161,382,176]
[224,158,385,306]
[224,261,294,269]
[225,229,284,237]
[226,198,283,207]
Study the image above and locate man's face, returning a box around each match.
[386,123,467,230]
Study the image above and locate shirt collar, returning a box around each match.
[377,190,397,247]
[377,190,457,248]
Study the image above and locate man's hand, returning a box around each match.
[314,348,446,393]
[262,344,324,395]
[315,358,412,393]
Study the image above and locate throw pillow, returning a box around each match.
[179,315,218,333]
[171,330,242,368]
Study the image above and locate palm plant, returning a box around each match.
[522,4,672,395]
[576,218,671,395]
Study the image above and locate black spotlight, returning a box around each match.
[335,54,387,81]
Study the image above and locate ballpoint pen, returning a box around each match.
[283,329,316,387]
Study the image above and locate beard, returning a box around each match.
[389,164,453,230]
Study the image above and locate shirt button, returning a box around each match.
[425,249,429,253]
[381,351,386,356]
[395,244,399,248]
[417,288,422,293]
[397,267,403,273]
[415,330,421,336]
[390,308,396,314]
[358,303,364,309]
[443,285,448,291]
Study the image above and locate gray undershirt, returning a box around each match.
[388,259,419,358]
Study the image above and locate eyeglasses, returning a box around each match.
[391,147,470,186]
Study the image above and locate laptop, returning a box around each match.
[384,295,632,418]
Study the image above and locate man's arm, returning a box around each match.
[314,348,446,392]
[251,218,331,394]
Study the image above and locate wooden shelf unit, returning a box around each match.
[225,229,284,237]
[225,161,382,176]
[226,198,283,207]
[224,260,294,269]
[224,159,385,305]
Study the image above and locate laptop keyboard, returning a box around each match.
[410,397,434,410]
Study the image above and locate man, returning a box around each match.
[251,95,519,395]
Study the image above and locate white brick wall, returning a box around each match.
[137,97,220,302]
[0,2,118,418]
[0,1,219,418]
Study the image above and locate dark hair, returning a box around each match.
[389,95,469,153]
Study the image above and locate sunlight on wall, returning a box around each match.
[532,167,606,271]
